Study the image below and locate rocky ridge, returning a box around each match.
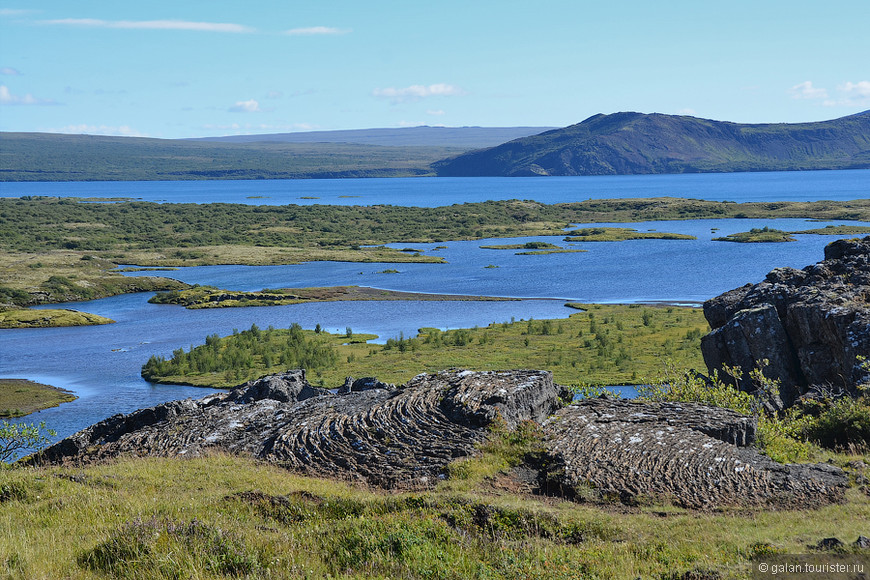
[35,369,846,508]
[701,236,870,407]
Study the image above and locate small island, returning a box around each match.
[789,225,870,236]
[0,308,115,329]
[713,227,795,243]
[563,227,696,242]
[148,285,518,309]
[0,378,77,417]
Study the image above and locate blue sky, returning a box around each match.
[1,0,868,138]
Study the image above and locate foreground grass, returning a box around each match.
[143,303,709,388]
[1,446,868,579]
[0,379,76,417]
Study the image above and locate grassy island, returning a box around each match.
[563,227,697,242]
[790,224,870,236]
[713,227,796,243]
[0,378,76,417]
[148,285,517,309]
[142,303,709,388]
[0,308,115,329]
[2,197,870,307]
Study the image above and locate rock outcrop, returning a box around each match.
[701,237,870,407]
[541,398,845,508]
[34,369,847,508]
[35,369,566,489]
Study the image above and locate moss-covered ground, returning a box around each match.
[0,379,77,417]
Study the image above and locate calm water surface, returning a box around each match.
[1,172,869,444]
[1,169,868,205]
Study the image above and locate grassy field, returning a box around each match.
[0,379,76,417]
[1,441,868,579]
[142,303,710,389]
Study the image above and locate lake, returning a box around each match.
[1,171,869,444]
[2,168,869,206]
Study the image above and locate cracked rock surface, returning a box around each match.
[34,369,847,507]
[541,399,846,509]
[701,236,870,406]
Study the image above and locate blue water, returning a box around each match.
[1,169,868,206]
[1,172,869,445]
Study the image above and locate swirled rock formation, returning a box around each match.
[34,369,847,507]
[541,399,845,509]
[701,236,870,407]
[35,369,565,489]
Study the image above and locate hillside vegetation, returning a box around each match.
[435,110,870,176]
[0,133,463,181]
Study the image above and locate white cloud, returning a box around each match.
[1,67,21,75]
[284,26,350,36]
[426,109,445,116]
[202,122,319,132]
[676,108,697,116]
[0,9,38,16]
[826,81,870,107]
[229,99,261,113]
[51,124,146,137]
[789,81,828,100]
[40,18,254,33]
[373,83,466,103]
[0,84,59,105]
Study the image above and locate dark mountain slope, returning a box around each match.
[433,111,870,176]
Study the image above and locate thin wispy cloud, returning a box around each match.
[40,18,255,33]
[789,81,828,100]
[0,85,59,105]
[50,124,145,137]
[229,99,261,113]
[0,9,39,16]
[1,67,21,75]
[284,26,349,36]
[826,80,870,107]
[373,83,466,103]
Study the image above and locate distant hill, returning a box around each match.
[0,127,553,182]
[433,111,870,176]
[0,133,466,181]
[191,126,555,148]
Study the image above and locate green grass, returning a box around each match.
[0,379,77,417]
[563,227,697,242]
[142,303,710,388]
[148,285,516,309]
[480,242,562,250]
[3,197,870,307]
[789,224,870,235]
[1,444,868,579]
[713,227,796,243]
[0,308,115,329]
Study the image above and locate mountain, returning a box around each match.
[433,111,870,176]
[190,126,555,148]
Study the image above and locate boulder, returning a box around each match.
[701,236,870,404]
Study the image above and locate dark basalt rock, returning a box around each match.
[540,399,846,509]
[701,236,870,406]
[33,369,847,507]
